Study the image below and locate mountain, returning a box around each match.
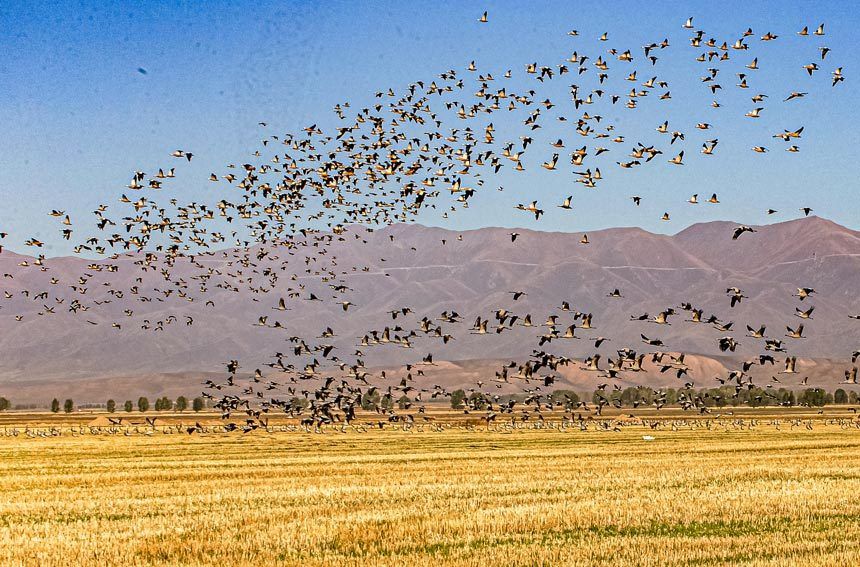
[1,216,859,402]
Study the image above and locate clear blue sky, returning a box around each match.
[1,0,857,255]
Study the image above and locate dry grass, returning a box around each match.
[2,418,860,566]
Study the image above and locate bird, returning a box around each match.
[733,225,756,240]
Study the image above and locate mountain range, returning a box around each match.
[1,216,858,402]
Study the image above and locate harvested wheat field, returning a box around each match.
[2,424,860,566]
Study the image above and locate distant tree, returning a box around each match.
[850,391,859,404]
[450,389,466,410]
[467,392,488,410]
[361,390,381,411]
[192,397,204,412]
[175,396,188,412]
[63,399,74,413]
[51,398,60,413]
[123,400,133,412]
[798,388,827,407]
[106,399,116,413]
[551,390,580,409]
[0,397,10,412]
[155,397,171,411]
[834,389,848,404]
[397,395,411,410]
[137,397,149,412]
[664,388,678,406]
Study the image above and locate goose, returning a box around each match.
[795,306,814,319]
[641,334,664,347]
[582,354,602,371]
[785,324,805,339]
[802,63,819,75]
[832,67,844,86]
[779,356,798,374]
[733,225,756,239]
[747,325,767,338]
[794,287,815,300]
[651,311,672,325]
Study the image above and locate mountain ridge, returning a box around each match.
[1,216,858,402]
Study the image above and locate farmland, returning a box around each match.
[2,410,860,566]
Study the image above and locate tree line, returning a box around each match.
[447,386,860,410]
[0,387,857,413]
[0,396,208,413]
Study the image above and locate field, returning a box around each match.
[2,410,860,566]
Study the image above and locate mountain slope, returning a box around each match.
[1,216,858,402]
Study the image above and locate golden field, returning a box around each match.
[2,411,860,566]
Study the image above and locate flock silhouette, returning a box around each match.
[0,14,854,433]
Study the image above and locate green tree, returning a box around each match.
[467,392,488,410]
[124,400,133,412]
[51,398,60,413]
[192,397,204,412]
[106,399,116,413]
[63,399,74,413]
[361,390,381,411]
[798,388,827,407]
[137,397,149,412]
[397,395,411,409]
[450,389,466,410]
[0,397,10,412]
[834,388,848,404]
[175,396,188,412]
[551,389,580,409]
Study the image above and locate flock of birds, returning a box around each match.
[0,15,856,433]
[4,415,860,438]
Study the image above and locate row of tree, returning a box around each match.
[448,387,860,410]
[0,387,857,413]
[38,396,208,413]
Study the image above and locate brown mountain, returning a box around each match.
[1,216,858,402]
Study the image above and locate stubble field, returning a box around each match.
[2,412,860,566]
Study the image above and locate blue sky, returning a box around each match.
[1,0,858,255]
